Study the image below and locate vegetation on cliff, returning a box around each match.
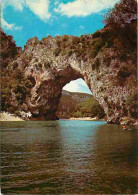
[1,30,35,115]
[72,97,105,119]
[1,0,137,123]
[56,91,105,119]
[103,0,137,29]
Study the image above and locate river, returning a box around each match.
[1,120,137,194]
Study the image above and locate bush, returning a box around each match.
[1,87,11,110]
[106,38,113,48]
[95,58,100,70]
[14,110,21,116]
[117,66,132,78]
[73,111,82,118]
[25,77,36,88]
[72,37,80,44]
[108,108,114,116]
[61,50,68,56]
[104,96,108,102]
[54,48,61,56]
[126,93,138,118]
[62,35,69,42]
[73,97,105,118]
[20,55,28,67]
[44,62,51,69]
[103,0,137,30]
[12,62,18,70]
[93,31,101,38]
[91,38,106,57]
[68,49,74,56]
[41,37,47,43]
[120,53,127,61]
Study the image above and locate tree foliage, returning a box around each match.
[126,93,138,119]
[56,94,105,119]
[103,0,137,29]
[73,98,105,119]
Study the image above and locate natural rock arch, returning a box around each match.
[1,23,137,124]
[26,61,84,120]
[13,32,136,123]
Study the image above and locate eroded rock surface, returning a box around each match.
[1,19,137,123]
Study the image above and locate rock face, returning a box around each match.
[1,30,22,68]
[1,19,137,123]
[62,90,92,103]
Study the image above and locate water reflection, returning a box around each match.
[1,121,137,194]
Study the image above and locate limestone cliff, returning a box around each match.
[1,18,137,124]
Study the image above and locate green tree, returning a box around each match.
[103,0,137,29]
[73,97,105,118]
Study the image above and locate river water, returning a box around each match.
[1,120,137,194]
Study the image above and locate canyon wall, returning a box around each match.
[1,19,137,123]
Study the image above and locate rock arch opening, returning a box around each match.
[56,78,105,120]
[63,78,92,95]
[28,66,85,120]
[24,59,106,121]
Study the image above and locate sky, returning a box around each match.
[1,0,119,94]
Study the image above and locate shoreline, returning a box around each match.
[66,117,105,121]
[0,112,24,121]
[1,113,137,126]
[0,113,104,122]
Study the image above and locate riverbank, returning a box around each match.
[68,117,105,121]
[0,112,24,121]
[120,117,138,126]
[1,113,137,126]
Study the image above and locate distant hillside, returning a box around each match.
[56,90,105,119]
[62,90,92,102]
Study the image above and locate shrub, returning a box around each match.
[103,0,137,30]
[54,48,61,56]
[91,38,106,57]
[1,87,11,110]
[14,110,21,116]
[73,97,105,118]
[25,77,36,88]
[61,50,68,56]
[126,93,138,118]
[38,62,42,68]
[104,96,108,102]
[76,48,84,57]
[116,100,122,110]
[95,39,106,50]
[41,37,47,43]
[108,109,114,116]
[44,62,51,69]
[62,35,69,42]
[93,31,101,38]
[73,111,82,118]
[95,58,100,69]
[103,57,111,67]
[72,37,80,44]
[106,38,113,48]
[117,66,132,78]
[21,55,28,67]
[120,53,127,61]
[68,49,74,56]
[92,58,100,71]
